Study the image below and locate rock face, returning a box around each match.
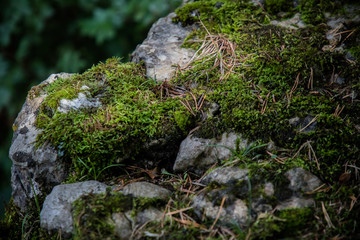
[9,73,72,211]
[131,12,196,81]
[40,181,108,235]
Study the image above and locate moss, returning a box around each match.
[0,199,55,240]
[72,188,167,240]
[264,0,293,16]
[249,207,314,239]
[14,0,359,238]
[35,57,196,182]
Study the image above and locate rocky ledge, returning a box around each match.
[3,0,360,239]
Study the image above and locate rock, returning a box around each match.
[40,181,108,235]
[270,13,306,29]
[57,87,102,113]
[289,115,317,133]
[9,73,72,211]
[192,194,249,227]
[201,166,249,185]
[173,132,248,173]
[285,167,322,193]
[111,212,133,240]
[131,12,197,81]
[135,207,163,226]
[111,207,164,239]
[121,181,171,200]
[276,196,315,210]
[173,135,215,172]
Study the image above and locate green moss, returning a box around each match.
[172,0,360,183]
[35,57,195,181]
[19,0,360,238]
[72,188,167,240]
[264,0,293,16]
[250,207,314,239]
[0,199,56,240]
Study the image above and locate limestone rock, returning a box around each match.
[121,181,171,200]
[9,73,72,211]
[111,212,133,240]
[40,181,108,235]
[285,167,322,193]
[131,12,197,81]
[192,194,249,227]
[57,86,102,113]
[173,132,248,172]
[201,166,249,185]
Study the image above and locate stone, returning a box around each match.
[111,211,133,240]
[57,87,102,113]
[173,135,215,172]
[270,13,306,29]
[131,12,197,82]
[192,194,249,227]
[9,73,72,211]
[121,181,171,200]
[285,167,322,193]
[201,166,249,185]
[173,132,248,173]
[40,181,108,235]
[276,196,315,210]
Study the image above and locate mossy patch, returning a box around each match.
[35,57,197,182]
[72,188,167,240]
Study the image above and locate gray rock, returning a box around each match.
[173,135,215,172]
[131,12,197,82]
[40,181,108,235]
[135,207,163,226]
[111,211,133,240]
[276,196,315,210]
[201,166,249,185]
[57,88,102,113]
[9,73,72,211]
[192,194,249,227]
[271,13,306,29]
[121,181,171,200]
[111,207,163,239]
[173,132,248,172]
[285,167,322,192]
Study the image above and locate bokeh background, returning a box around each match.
[0,0,182,217]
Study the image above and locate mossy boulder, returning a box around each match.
[3,0,360,239]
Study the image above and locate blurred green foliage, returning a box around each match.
[0,0,182,217]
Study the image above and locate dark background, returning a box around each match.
[0,0,182,217]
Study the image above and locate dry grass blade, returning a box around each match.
[298,115,319,133]
[293,140,320,170]
[209,196,226,231]
[349,195,357,212]
[166,207,193,216]
[321,201,335,228]
[308,67,313,89]
[333,105,345,118]
[183,19,242,81]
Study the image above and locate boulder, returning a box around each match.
[9,73,72,211]
[40,181,108,235]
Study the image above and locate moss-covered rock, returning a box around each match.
[4,0,360,239]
